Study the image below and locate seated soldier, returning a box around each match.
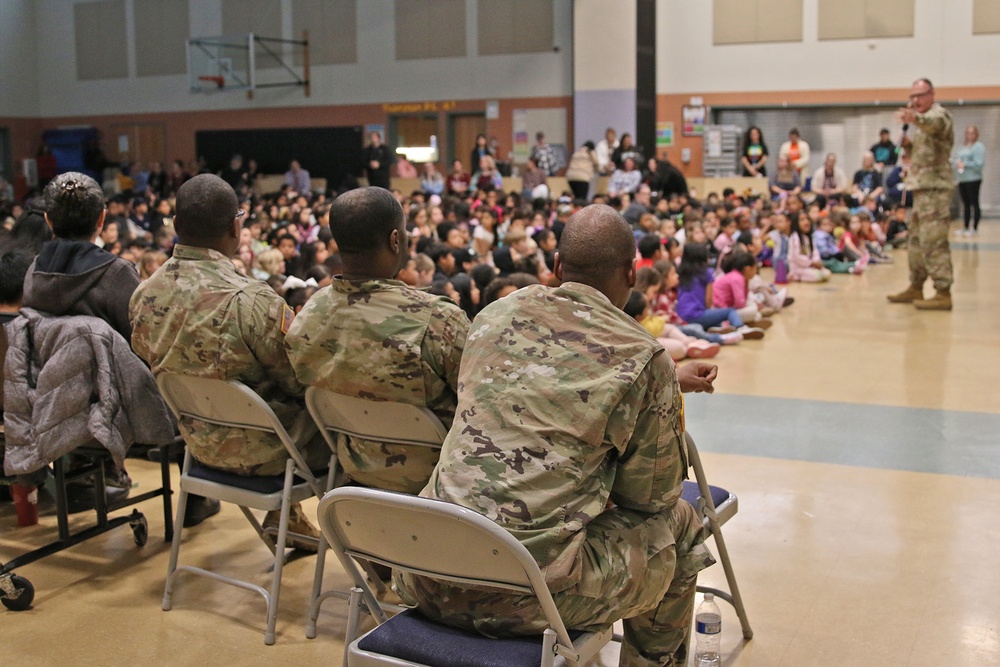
[285,187,468,494]
[396,205,718,667]
[130,174,328,545]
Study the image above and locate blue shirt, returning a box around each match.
[814,229,839,259]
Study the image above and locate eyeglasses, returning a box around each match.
[909,90,932,100]
[235,210,246,220]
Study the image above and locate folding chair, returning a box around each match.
[681,432,754,640]
[316,487,615,667]
[303,387,448,639]
[156,373,336,645]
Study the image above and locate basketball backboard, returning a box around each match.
[187,32,310,98]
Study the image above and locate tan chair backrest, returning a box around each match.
[305,387,447,449]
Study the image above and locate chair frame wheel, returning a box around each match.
[0,574,35,611]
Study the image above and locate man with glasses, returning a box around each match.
[887,78,955,311]
[130,174,328,543]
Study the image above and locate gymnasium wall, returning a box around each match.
[0,1,37,117]
[4,0,573,169]
[655,0,1000,177]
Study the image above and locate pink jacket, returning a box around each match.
[712,270,747,308]
[788,233,821,278]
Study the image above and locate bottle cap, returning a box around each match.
[704,593,714,601]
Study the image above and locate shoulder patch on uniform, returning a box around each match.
[280,304,294,334]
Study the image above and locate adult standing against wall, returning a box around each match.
[954,125,985,237]
[778,128,810,178]
[469,134,493,176]
[888,78,955,311]
[565,141,598,201]
[596,127,618,175]
[365,131,393,190]
[740,126,769,177]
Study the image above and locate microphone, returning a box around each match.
[902,123,909,133]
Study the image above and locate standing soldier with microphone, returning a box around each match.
[887,78,955,311]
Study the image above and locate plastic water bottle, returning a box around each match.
[694,593,722,667]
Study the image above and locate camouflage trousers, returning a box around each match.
[395,500,714,667]
[908,188,954,291]
[336,433,440,494]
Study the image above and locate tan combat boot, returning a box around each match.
[887,285,923,303]
[914,290,952,311]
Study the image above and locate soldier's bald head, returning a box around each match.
[556,205,636,305]
[174,174,239,242]
[329,187,404,254]
[558,205,636,275]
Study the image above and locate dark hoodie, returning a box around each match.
[22,239,140,343]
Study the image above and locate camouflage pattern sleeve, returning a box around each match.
[422,305,469,393]
[238,286,302,398]
[610,350,686,513]
[907,103,955,192]
[914,104,950,137]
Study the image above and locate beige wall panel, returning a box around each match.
[818,0,866,40]
[714,0,759,44]
[291,0,357,65]
[973,0,1000,33]
[866,0,914,38]
[757,0,803,42]
[478,0,554,55]
[135,0,189,77]
[74,0,128,80]
[395,0,467,60]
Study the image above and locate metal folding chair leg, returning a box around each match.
[306,455,341,639]
[699,511,753,640]
[162,483,189,612]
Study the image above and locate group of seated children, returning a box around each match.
[769,201,899,282]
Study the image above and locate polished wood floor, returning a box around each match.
[3,221,998,666]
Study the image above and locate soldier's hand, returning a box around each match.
[677,362,718,394]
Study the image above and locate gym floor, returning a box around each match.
[3,221,998,667]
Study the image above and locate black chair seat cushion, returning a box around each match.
[682,480,730,509]
[188,461,326,494]
[357,608,584,667]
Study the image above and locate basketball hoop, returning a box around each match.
[187,32,310,99]
[198,75,225,89]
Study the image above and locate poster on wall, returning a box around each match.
[512,110,530,163]
[682,105,706,136]
[656,122,675,148]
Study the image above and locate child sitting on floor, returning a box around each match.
[860,216,892,263]
[643,264,744,345]
[839,214,872,272]
[712,248,772,326]
[788,212,832,282]
[625,289,721,361]
[814,217,862,274]
[675,243,765,339]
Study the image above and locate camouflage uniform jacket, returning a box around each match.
[129,244,303,475]
[285,278,468,493]
[425,282,687,591]
[905,102,954,192]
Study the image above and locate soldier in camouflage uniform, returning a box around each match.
[286,187,468,493]
[130,174,329,543]
[888,78,955,311]
[395,205,718,667]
